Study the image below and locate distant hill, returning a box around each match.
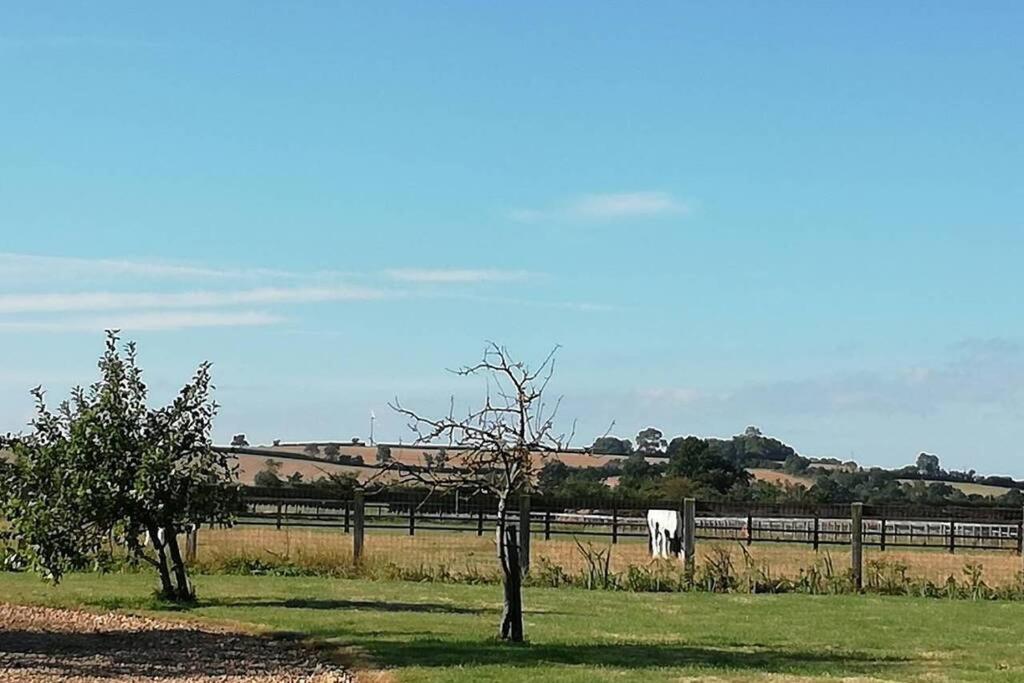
[222,443,1023,500]
[220,443,613,486]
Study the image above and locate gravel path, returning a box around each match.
[0,603,354,682]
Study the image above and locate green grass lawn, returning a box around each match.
[2,572,1023,682]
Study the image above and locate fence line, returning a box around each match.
[229,489,1024,584]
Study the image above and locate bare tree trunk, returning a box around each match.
[499,523,524,642]
[495,495,524,642]
[163,526,194,601]
[145,523,175,599]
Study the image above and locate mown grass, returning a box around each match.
[2,571,1024,682]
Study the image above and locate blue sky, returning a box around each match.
[1,3,1022,473]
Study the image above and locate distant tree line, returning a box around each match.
[539,426,1024,507]
[250,425,1024,508]
[252,458,360,492]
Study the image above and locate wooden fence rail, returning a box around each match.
[225,491,1024,584]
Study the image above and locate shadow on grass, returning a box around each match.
[87,594,500,615]
[351,638,910,676]
[205,597,498,615]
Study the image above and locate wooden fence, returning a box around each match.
[232,489,1024,588]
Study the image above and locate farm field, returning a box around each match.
[233,452,379,486]
[1,572,1023,682]
[194,526,1024,587]
[897,479,1013,497]
[746,467,816,488]
[231,450,1018,500]
[231,446,621,486]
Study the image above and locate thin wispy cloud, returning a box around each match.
[0,252,312,283]
[384,268,536,283]
[446,293,617,313]
[0,287,389,315]
[0,311,282,333]
[0,253,574,334]
[512,191,691,223]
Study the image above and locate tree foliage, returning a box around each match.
[253,459,284,487]
[916,452,942,476]
[590,436,633,455]
[0,332,237,601]
[635,427,667,456]
[665,436,751,494]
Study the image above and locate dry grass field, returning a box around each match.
[897,479,1012,496]
[251,444,618,470]
[232,448,621,486]
[746,468,816,488]
[235,450,1019,503]
[193,526,1024,587]
[235,450,829,490]
[233,454,383,486]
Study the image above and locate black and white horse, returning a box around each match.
[646,509,684,559]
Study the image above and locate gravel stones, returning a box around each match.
[0,603,354,683]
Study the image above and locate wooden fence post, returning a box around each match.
[353,491,365,564]
[1019,504,1024,563]
[880,518,886,552]
[519,493,531,574]
[949,518,956,554]
[544,510,551,540]
[344,502,350,534]
[746,512,753,546]
[611,502,619,545]
[477,507,485,536]
[812,514,820,552]
[851,502,863,590]
[276,503,282,530]
[185,527,198,563]
[408,502,416,536]
[682,498,696,583]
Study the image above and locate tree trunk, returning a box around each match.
[146,523,175,599]
[163,526,194,601]
[497,519,524,642]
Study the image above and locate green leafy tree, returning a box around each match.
[538,460,571,493]
[254,459,284,487]
[537,460,611,497]
[0,332,236,601]
[635,427,667,456]
[590,436,634,455]
[915,452,942,477]
[782,453,811,475]
[312,470,360,493]
[665,436,750,494]
[618,452,662,493]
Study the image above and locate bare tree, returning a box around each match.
[386,342,571,642]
